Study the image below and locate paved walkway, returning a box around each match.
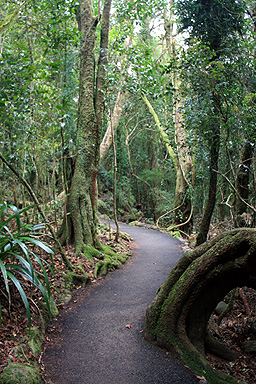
[42,223,198,384]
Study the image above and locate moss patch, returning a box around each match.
[95,253,127,277]
[0,362,43,384]
[82,245,104,260]
[63,271,90,289]
[25,328,44,358]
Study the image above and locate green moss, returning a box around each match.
[181,347,241,384]
[168,230,182,238]
[24,327,44,358]
[83,245,103,260]
[63,271,90,289]
[0,362,43,384]
[97,243,116,256]
[94,253,127,277]
[59,293,72,305]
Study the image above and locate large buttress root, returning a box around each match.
[144,229,256,384]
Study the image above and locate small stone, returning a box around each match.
[60,294,72,305]
[215,301,228,315]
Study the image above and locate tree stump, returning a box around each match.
[144,229,256,384]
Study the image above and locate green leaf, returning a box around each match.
[7,271,31,326]
[20,237,54,254]
[0,259,10,300]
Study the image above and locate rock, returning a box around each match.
[25,327,44,358]
[0,362,43,384]
[214,301,228,315]
[59,293,72,305]
[244,340,256,353]
[64,271,90,289]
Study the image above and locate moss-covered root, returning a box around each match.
[63,270,90,289]
[0,362,43,384]
[144,228,256,384]
[179,341,241,384]
[95,253,127,277]
[82,243,128,278]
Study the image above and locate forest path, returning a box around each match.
[42,222,198,384]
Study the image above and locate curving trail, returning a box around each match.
[42,222,198,384]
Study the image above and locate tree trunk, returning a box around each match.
[164,3,193,233]
[196,121,220,246]
[235,141,254,227]
[58,0,112,254]
[174,100,193,233]
[100,88,127,162]
[145,228,256,384]
[142,94,193,232]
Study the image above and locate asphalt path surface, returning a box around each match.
[42,222,199,384]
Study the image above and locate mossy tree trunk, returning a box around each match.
[58,0,112,253]
[145,228,256,384]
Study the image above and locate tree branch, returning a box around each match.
[215,169,256,214]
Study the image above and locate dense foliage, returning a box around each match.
[0,0,255,238]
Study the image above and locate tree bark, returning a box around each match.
[174,99,193,232]
[235,141,254,227]
[196,121,220,246]
[145,228,256,384]
[59,0,112,253]
[100,88,127,162]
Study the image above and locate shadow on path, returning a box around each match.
[42,222,199,384]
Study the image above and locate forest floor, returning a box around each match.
[0,220,255,384]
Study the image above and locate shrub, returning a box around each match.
[0,201,53,326]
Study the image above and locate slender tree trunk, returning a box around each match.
[110,110,119,241]
[174,99,193,232]
[142,94,192,232]
[165,2,193,232]
[196,121,220,246]
[235,141,254,227]
[0,34,4,58]
[100,88,127,162]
